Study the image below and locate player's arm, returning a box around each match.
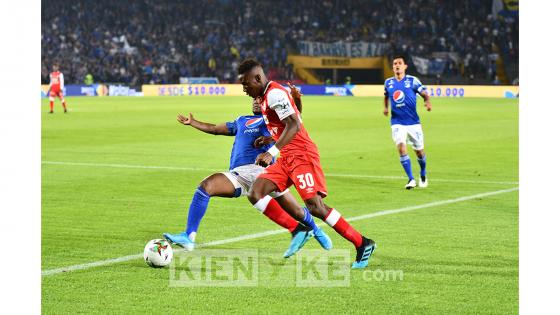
[255,113,300,166]
[287,82,303,113]
[420,90,432,111]
[255,89,300,166]
[177,113,231,136]
[275,114,300,148]
[60,73,64,90]
[383,94,389,116]
[254,136,274,148]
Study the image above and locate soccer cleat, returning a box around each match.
[163,232,195,251]
[314,227,333,250]
[64,109,68,113]
[48,111,53,114]
[419,176,428,188]
[351,237,377,269]
[284,224,314,258]
[405,179,416,190]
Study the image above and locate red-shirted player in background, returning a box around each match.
[238,59,376,269]
[48,64,67,113]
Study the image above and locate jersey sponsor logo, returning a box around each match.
[278,102,290,110]
[393,90,405,103]
[243,128,260,134]
[245,117,263,129]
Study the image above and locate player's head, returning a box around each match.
[392,55,408,76]
[52,63,59,71]
[252,97,262,115]
[238,58,267,99]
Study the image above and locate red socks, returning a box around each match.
[254,196,299,232]
[49,101,54,112]
[325,208,363,248]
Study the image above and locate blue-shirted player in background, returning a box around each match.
[384,55,432,189]
[164,84,332,257]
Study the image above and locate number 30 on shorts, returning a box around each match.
[297,173,315,189]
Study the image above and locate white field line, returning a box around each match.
[42,161,518,185]
[41,187,518,276]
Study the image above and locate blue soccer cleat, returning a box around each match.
[163,232,195,251]
[351,237,377,269]
[284,224,314,258]
[314,227,333,250]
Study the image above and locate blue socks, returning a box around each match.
[302,207,320,233]
[417,155,427,177]
[400,155,414,180]
[185,186,211,240]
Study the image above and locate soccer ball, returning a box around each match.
[143,239,173,268]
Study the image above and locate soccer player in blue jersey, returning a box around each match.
[163,84,332,257]
[384,55,432,189]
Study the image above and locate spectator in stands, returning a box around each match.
[41,0,518,86]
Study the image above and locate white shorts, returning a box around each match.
[221,164,288,198]
[391,124,425,150]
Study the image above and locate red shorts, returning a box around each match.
[259,153,328,200]
[50,88,63,98]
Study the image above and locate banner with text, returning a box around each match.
[142,84,518,98]
[142,84,246,96]
[297,41,389,58]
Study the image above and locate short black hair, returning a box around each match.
[238,58,262,75]
[393,55,407,64]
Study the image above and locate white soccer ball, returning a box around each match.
[144,239,173,268]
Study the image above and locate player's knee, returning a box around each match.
[199,179,214,196]
[304,200,328,219]
[248,188,264,204]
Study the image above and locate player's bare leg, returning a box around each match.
[304,195,376,269]
[273,192,304,220]
[414,149,428,188]
[60,95,67,113]
[48,95,54,113]
[397,143,416,189]
[199,173,237,197]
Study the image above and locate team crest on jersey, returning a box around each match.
[393,90,405,103]
[245,118,263,128]
[404,80,411,88]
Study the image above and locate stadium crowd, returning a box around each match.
[41,0,518,86]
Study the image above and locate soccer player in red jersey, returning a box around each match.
[48,64,67,113]
[238,59,376,269]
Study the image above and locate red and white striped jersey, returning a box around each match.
[260,81,320,158]
[49,71,64,89]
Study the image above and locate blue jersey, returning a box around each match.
[225,115,273,170]
[384,75,426,126]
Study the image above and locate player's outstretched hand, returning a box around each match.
[255,152,273,167]
[288,82,302,100]
[177,113,193,125]
[425,101,432,112]
[383,107,389,116]
[254,136,274,148]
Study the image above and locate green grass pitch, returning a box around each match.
[42,95,518,314]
